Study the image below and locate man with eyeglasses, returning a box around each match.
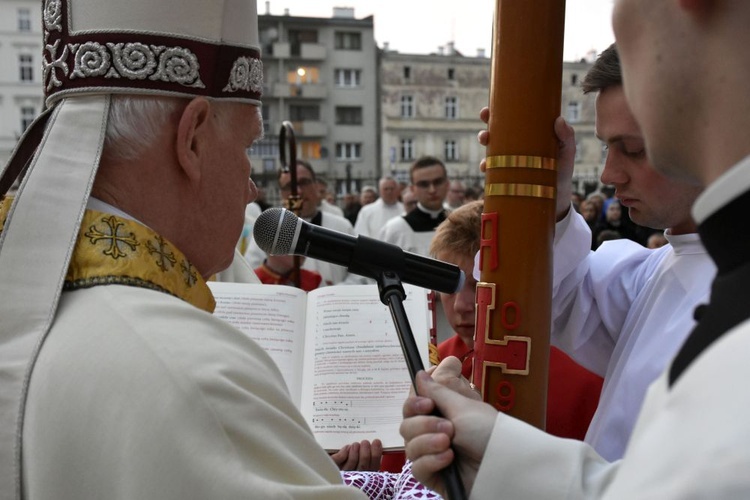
[379,156,450,257]
[244,160,357,285]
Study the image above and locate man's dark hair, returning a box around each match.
[409,155,446,182]
[581,43,621,94]
[277,159,316,182]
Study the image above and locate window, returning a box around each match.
[249,137,279,158]
[289,105,320,122]
[335,31,362,50]
[400,138,414,161]
[262,158,276,173]
[335,143,362,160]
[20,106,36,132]
[262,105,270,135]
[287,66,319,85]
[403,66,411,79]
[18,8,31,32]
[334,69,361,88]
[335,106,362,125]
[575,140,582,163]
[444,140,459,161]
[299,141,322,160]
[444,96,458,120]
[567,101,581,123]
[447,68,455,80]
[571,73,578,86]
[19,55,33,82]
[400,95,414,118]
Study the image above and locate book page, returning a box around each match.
[300,284,429,450]
[208,282,308,407]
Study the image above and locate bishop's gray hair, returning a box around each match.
[103,95,237,162]
[104,96,183,162]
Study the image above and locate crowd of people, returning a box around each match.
[3,0,750,498]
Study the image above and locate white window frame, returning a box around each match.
[335,106,363,125]
[444,140,459,161]
[20,106,36,132]
[444,96,458,120]
[400,138,414,161]
[567,101,581,123]
[400,95,414,118]
[19,54,33,82]
[334,31,362,50]
[18,8,31,32]
[334,68,362,88]
[336,143,362,161]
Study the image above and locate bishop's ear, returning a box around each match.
[175,97,212,183]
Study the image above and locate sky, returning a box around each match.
[262,0,615,62]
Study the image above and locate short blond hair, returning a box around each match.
[430,200,483,259]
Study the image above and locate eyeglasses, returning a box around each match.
[414,177,447,189]
[279,177,315,192]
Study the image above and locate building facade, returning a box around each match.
[0,0,44,167]
[380,48,491,188]
[253,7,379,197]
[381,49,601,195]
[562,59,603,196]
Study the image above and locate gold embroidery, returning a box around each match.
[67,209,215,311]
[146,235,177,272]
[180,260,199,288]
[0,197,11,234]
[1,205,214,311]
[84,215,139,259]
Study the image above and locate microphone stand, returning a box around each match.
[374,270,467,500]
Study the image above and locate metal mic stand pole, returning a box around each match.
[374,270,467,500]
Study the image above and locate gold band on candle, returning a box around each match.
[485,155,557,171]
[485,183,556,199]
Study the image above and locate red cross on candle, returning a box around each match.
[474,283,531,377]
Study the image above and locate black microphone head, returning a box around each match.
[253,207,301,255]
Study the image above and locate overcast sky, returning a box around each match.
[262,0,615,62]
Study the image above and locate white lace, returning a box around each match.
[341,460,444,500]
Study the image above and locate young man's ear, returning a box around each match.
[175,97,212,183]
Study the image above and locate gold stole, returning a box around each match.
[0,200,215,313]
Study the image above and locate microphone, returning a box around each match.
[253,207,465,294]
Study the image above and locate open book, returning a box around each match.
[207,282,433,451]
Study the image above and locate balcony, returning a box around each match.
[267,42,326,60]
[268,42,290,58]
[268,121,327,138]
[270,82,327,99]
[299,43,326,60]
[289,120,327,137]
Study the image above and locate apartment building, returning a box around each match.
[381,48,600,194]
[254,6,379,195]
[0,0,43,167]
